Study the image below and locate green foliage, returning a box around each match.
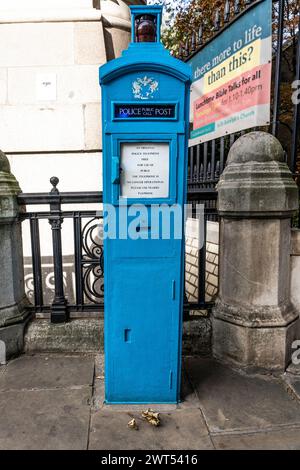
[158,0,299,56]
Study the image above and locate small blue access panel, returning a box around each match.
[99,5,191,404]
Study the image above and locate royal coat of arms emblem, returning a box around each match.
[132,76,159,100]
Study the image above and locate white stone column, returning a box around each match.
[0,150,30,359]
[101,0,132,60]
[213,132,299,372]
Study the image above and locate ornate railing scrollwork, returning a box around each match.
[81,217,104,304]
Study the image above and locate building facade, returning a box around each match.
[0,0,145,195]
[0,0,145,304]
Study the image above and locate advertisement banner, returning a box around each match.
[188,0,272,146]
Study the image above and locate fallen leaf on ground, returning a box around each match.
[127,418,139,430]
[141,409,160,427]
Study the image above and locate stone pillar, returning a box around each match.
[213,132,299,372]
[101,0,132,60]
[0,150,30,360]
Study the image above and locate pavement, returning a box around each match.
[0,353,300,450]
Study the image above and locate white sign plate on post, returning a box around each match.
[120,142,170,199]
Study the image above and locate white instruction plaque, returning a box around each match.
[120,142,170,198]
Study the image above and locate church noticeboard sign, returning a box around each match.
[120,142,169,198]
[188,0,272,145]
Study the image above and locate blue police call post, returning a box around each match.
[99,5,192,404]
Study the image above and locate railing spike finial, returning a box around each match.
[50,176,59,194]
[184,38,189,57]
[224,0,230,23]
[200,163,204,182]
[191,31,196,52]
[198,24,203,46]
[215,160,220,179]
[214,8,221,31]
[178,43,183,59]
[207,162,211,181]
[234,0,240,15]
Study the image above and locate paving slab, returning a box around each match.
[92,354,105,411]
[1,353,300,450]
[289,379,300,400]
[0,354,94,391]
[89,409,213,450]
[212,427,300,450]
[178,368,201,410]
[0,387,92,450]
[283,372,300,402]
[0,365,6,378]
[185,357,300,434]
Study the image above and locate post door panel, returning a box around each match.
[105,259,181,403]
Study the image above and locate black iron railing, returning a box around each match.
[18,179,104,323]
[185,189,218,313]
[18,179,218,322]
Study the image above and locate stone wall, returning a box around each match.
[0,0,143,194]
[185,220,219,304]
[0,3,106,157]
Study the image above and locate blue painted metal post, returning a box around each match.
[99,5,191,404]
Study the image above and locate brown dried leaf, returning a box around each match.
[127,418,139,430]
[141,409,161,427]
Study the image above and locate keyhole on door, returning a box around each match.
[124,329,131,343]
